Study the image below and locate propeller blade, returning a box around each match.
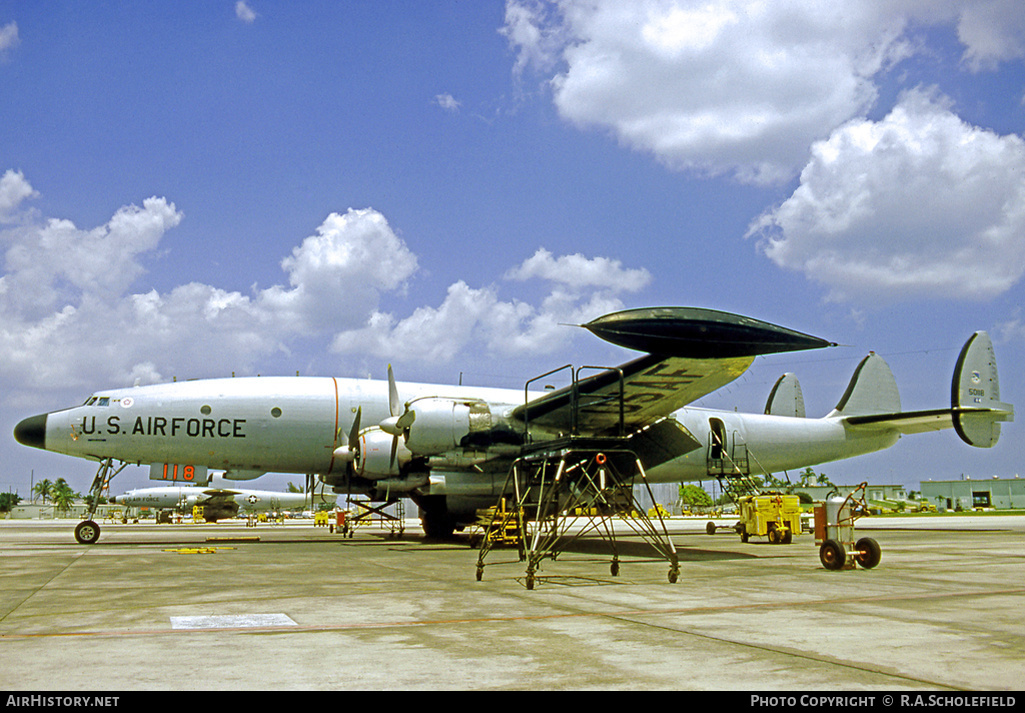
[396,408,416,432]
[388,364,401,418]
[335,407,361,463]
[348,407,361,448]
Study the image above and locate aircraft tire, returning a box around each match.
[854,537,882,569]
[75,520,101,545]
[419,496,455,540]
[819,539,845,570]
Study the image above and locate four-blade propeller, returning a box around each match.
[335,365,415,473]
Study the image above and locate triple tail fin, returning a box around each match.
[829,352,901,418]
[951,331,1014,447]
[837,332,1013,448]
[764,373,806,418]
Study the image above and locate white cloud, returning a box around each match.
[0,21,18,60]
[0,191,423,389]
[748,88,1025,303]
[2,196,182,319]
[0,178,642,391]
[0,169,37,222]
[333,249,649,363]
[434,94,461,112]
[332,281,500,363]
[235,1,257,24]
[505,247,650,292]
[953,0,1025,71]
[503,1,1025,184]
[264,208,419,331]
[503,0,913,184]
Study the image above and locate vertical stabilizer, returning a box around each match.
[765,373,806,418]
[831,353,900,417]
[951,331,1014,447]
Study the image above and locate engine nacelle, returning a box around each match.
[404,398,493,456]
[356,428,412,480]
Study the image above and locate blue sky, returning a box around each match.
[2,1,1023,497]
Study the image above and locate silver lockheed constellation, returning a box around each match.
[14,307,1014,544]
[109,479,336,522]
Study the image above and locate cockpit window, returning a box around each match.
[84,397,97,406]
[97,397,110,407]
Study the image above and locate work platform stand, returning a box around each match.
[476,364,681,589]
[475,444,681,589]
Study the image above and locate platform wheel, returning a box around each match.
[706,521,717,536]
[768,526,782,545]
[75,520,101,545]
[819,538,845,570]
[610,560,620,577]
[854,537,882,569]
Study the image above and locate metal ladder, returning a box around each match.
[707,436,761,504]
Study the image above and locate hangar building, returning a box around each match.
[920,477,1025,511]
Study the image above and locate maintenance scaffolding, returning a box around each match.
[474,364,680,589]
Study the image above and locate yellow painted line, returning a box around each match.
[205,536,261,543]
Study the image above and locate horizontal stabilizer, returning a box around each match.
[951,331,1013,447]
[765,373,805,418]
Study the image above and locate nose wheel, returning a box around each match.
[72,458,128,544]
[75,520,101,545]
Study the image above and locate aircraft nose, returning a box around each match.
[14,414,47,450]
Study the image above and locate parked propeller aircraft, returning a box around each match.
[109,476,336,522]
[13,307,1013,544]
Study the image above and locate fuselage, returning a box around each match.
[17,375,898,487]
[110,485,328,513]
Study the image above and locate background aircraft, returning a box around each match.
[14,307,1012,543]
[109,475,336,522]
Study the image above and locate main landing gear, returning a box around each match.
[74,458,128,544]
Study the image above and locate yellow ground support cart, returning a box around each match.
[737,492,801,544]
[472,498,523,549]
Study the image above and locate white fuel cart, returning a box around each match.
[814,482,881,570]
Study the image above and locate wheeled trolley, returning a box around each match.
[814,482,881,570]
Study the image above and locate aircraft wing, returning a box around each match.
[511,307,833,438]
[197,489,242,505]
[512,353,755,436]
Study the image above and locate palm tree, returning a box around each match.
[51,479,79,515]
[33,478,54,504]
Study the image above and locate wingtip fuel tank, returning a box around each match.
[583,307,835,358]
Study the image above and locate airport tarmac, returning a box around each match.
[1,514,1023,691]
